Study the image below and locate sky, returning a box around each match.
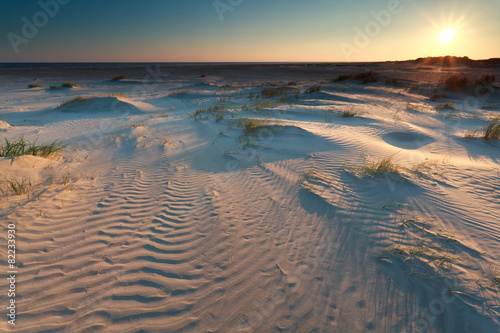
[0,0,499,62]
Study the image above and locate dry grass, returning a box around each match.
[435,102,455,110]
[168,89,192,96]
[442,74,496,93]
[464,117,500,140]
[483,117,500,140]
[339,109,358,118]
[358,156,401,176]
[304,85,322,94]
[332,71,379,84]
[261,87,293,98]
[110,75,126,82]
[59,96,87,107]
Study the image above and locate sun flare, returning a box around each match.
[438,28,456,45]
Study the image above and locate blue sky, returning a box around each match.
[0,0,499,62]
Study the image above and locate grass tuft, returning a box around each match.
[61,82,76,88]
[59,96,87,107]
[332,71,379,84]
[168,89,192,96]
[435,102,455,110]
[482,117,500,141]
[358,156,401,176]
[1,178,34,197]
[304,85,322,94]
[28,84,41,88]
[442,74,496,93]
[49,85,61,90]
[110,75,126,82]
[0,137,65,158]
[261,87,293,98]
[339,109,358,118]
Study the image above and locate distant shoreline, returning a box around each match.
[1,56,499,71]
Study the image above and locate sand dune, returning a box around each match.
[0,64,499,332]
[0,120,10,129]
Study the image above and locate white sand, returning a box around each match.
[0,64,499,332]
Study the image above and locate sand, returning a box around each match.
[0,63,499,332]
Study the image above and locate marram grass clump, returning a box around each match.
[0,137,66,158]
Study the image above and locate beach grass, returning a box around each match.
[332,71,379,84]
[110,75,126,82]
[483,117,500,140]
[358,156,401,176]
[339,109,358,118]
[435,102,455,110]
[1,178,35,197]
[0,137,66,158]
[304,85,322,94]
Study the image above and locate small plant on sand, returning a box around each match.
[332,71,379,84]
[168,89,192,96]
[465,117,500,141]
[441,74,496,93]
[304,85,322,94]
[464,130,477,139]
[325,111,334,123]
[357,156,401,177]
[2,178,34,198]
[61,82,77,88]
[243,118,260,133]
[215,111,225,122]
[108,92,126,98]
[110,75,126,82]
[193,104,227,116]
[62,172,71,189]
[435,102,455,110]
[59,96,87,107]
[482,103,500,110]
[0,137,65,158]
[127,123,146,128]
[28,84,41,88]
[49,85,61,90]
[429,92,445,101]
[261,87,292,98]
[339,109,358,118]
[482,117,500,141]
[490,265,500,288]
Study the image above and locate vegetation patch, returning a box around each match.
[304,85,322,94]
[463,117,500,140]
[168,89,193,96]
[338,108,358,118]
[441,74,496,93]
[28,84,41,88]
[110,75,127,82]
[435,102,455,110]
[332,71,379,84]
[0,137,65,158]
[0,178,35,199]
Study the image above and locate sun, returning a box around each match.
[438,28,456,45]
